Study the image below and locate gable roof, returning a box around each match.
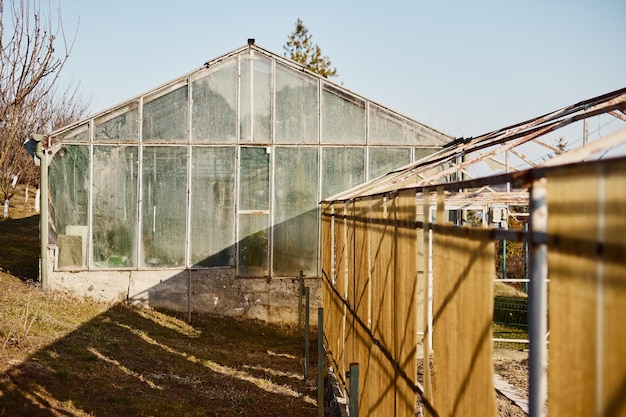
[51,42,453,147]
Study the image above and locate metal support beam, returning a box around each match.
[317,307,324,417]
[348,363,359,417]
[528,178,548,417]
[304,286,310,379]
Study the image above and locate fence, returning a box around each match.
[493,297,528,328]
[321,156,626,417]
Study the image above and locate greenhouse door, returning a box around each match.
[237,147,270,276]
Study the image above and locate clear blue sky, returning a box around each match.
[56,0,625,139]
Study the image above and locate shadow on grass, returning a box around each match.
[0,304,318,417]
[0,214,40,280]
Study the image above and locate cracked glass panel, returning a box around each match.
[55,123,89,143]
[94,102,139,142]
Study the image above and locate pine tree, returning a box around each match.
[284,18,337,78]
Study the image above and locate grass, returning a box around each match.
[0,187,320,416]
[494,282,528,299]
[493,323,528,350]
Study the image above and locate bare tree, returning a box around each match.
[0,0,88,217]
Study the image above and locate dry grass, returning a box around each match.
[0,188,320,416]
[0,272,319,416]
[494,282,528,299]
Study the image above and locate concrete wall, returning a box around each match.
[45,246,322,325]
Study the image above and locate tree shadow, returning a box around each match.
[0,214,40,280]
[0,303,318,417]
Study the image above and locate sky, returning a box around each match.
[52,0,625,140]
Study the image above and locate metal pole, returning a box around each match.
[298,270,304,336]
[304,286,310,379]
[524,223,529,294]
[317,307,324,417]
[502,239,507,280]
[349,363,359,417]
[528,178,548,417]
[35,140,48,291]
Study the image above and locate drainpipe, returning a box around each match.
[33,134,48,290]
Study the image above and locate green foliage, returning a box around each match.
[495,213,528,291]
[284,18,338,78]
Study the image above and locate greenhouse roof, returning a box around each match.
[324,87,626,202]
[51,41,452,147]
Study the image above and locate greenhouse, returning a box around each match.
[45,41,451,321]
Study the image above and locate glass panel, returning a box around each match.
[94,102,139,142]
[273,147,319,277]
[322,147,365,199]
[239,147,270,210]
[321,84,365,144]
[55,123,89,143]
[240,51,271,142]
[92,146,138,268]
[414,147,439,162]
[192,63,237,143]
[142,85,189,142]
[141,146,187,267]
[190,147,236,266]
[369,105,420,145]
[275,64,319,144]
[49,145,89,269]
[238,213,269,276]
[368,147,411,180]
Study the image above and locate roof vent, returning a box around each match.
[247,38,255,45]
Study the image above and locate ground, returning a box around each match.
[493,349,529,417]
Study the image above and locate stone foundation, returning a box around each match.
[45,246,321,325]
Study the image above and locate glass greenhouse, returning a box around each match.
[46,42,451,316]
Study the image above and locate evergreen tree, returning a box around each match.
[284,18,337,78]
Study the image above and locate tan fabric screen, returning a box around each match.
[351,198,371,413]
[369,194,395,416]
[363,191,419,417]
[321,202,339,375]
[432,226,496,417]
[321,201,349,387]
[334,202,348,384]
[547,161,626,417]
[393,190,418,417]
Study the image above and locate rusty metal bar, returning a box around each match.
[317,307,324,417]
[304,286,310,379]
